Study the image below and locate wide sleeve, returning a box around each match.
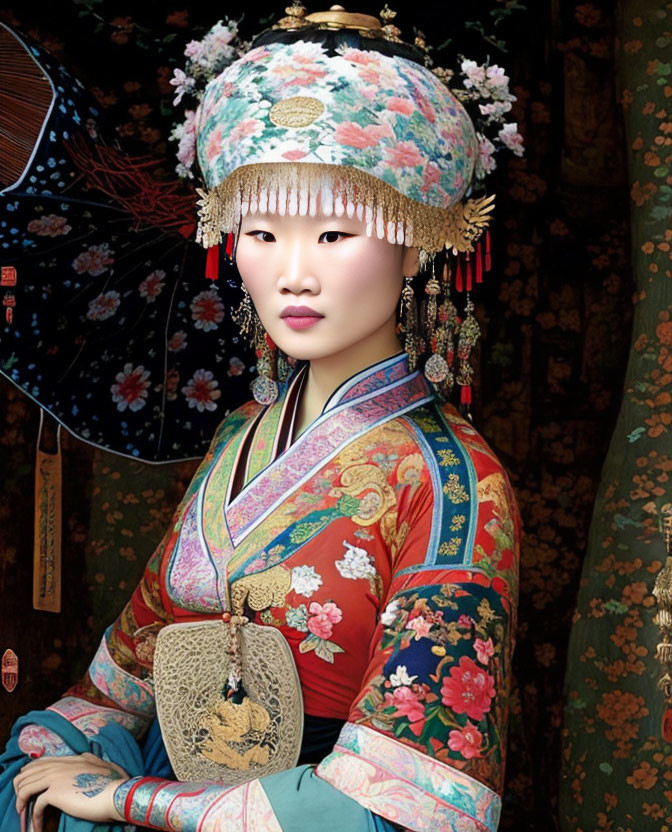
[113,405,520,832]
[315,416,520,832]
[17,405,260,759]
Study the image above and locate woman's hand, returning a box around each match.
[13,752,127,832]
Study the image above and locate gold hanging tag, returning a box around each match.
[32,409,62,613]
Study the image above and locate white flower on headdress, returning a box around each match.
[335,541,377,580]
[498,123,525,157]
[170,110,197,175]
[170,68,196,106]
[478,100,513,123]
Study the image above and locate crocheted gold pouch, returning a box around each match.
[153,616,304,784]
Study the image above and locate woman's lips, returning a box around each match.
[282,315,323,330]
[281,306,324,330]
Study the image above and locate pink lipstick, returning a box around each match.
[281,305,324,330]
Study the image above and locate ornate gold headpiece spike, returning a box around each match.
[273,1,309,30]
[432,65,455,88]
[380,4,402,43]
[444,194,496,253]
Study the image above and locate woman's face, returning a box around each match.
[235,211,418,363]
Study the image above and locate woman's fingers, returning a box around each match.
[31,790,50,832]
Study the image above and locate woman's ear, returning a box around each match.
[402,246,420,278]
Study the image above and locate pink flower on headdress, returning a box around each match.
[414,90,436,124]
[423,162,441,190]
[282,148,309,161]
[475,134,496,180]
[341,47,377,66]
[448,722,483,759]
[205,128,223,163]
[385,141,424,169]
[111,364,150,412]
[386,97,414,117]
[335,122,385,149]
[228,118,263,143]
[498,123,525,157]
[241,46,272,63]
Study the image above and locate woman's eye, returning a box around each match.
[319,231,351,244]
[247,230,275,242]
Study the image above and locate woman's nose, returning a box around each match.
[277,239,319,294]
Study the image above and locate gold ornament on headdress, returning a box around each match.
[273,1,309,30]
[379,4,402,43]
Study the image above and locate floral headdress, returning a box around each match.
[170,4,524,407]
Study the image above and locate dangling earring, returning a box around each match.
[401,275,419,370]
[233,283,254,338]
[252,328,279,406]
[423,258,450,385]
[234,284,278,405]
[456,294,480,417]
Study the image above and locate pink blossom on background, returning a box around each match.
[72,243,115,277]
[458,614,473,629]
[384,685,426,735]
[168,331,188,353]
[27,214,72,237]
[448,721,483,759]
[307,601,342,639]
[190,288,225,331]
[139,269,166,302]
[87,290,120,321]
[385,141,424,169]
[474,637,495,665]
[440,656,496,722]
[111,364,150,412]
[182,369,221,412]
[227,356,245,376]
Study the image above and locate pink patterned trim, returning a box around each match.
[226,371,432,544]
[48,695,148,736]
[89,631,155,718]
[316,723,500,832]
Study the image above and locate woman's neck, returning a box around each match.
[292,326,401,439]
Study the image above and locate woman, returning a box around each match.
[7,7,520,831]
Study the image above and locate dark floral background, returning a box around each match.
[0,1,670,830]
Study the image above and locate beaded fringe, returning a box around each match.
[197,163,494,254]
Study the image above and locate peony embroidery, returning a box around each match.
[440,656,496,721]
[307,601,342,639]
[448,721,483,759]
[291,565,323,598]
[383,685,426,736]
[335,540,376,580]
[474,637,495,665]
